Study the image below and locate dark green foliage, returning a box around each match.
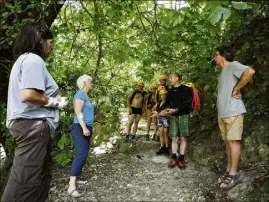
[0,1,268,195]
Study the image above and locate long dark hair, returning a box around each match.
[13,22,53,60]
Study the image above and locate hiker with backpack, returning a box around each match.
[152,89,171,156]
[145,84,158,140]
[163,73,194,169]
[124,81,146,142]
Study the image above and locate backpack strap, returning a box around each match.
[130,90,147,105]
[129,90,137,105]
[147,91,152,102]
[157,100,161,111]
[142,91,147,97]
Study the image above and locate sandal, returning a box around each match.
[68,189,84,198]
[220,173,243,190]
[217,171,229,184]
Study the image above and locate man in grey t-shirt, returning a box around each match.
[215,46,255,190]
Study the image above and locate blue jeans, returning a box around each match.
[70,123,92,176]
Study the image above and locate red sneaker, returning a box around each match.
[178,160,186,168]
[168,159,178,168]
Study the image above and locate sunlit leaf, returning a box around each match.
[208,6,231,24]
[232,1,252,10]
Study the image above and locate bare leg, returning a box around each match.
[127,114,135,135]
[179,136,187,155]
[225,141,231,173]
[171,136,179,154]
[228,140,241,175]
[159,128,164,147]
[146,110,152,135]
[132,114,141,135]
[163,128,169,147]
[153,117,158,134]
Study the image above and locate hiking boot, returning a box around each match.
[163,147,170,156]
[156,147,164,155]
[131,135,139,142]
[153,134,157,141]
[178,160,186,169]
[168,154,178,168]
[146,134,150,140]
[168,159,178,168]
[155,134,160,142]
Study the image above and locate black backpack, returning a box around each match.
[130,90,147,105]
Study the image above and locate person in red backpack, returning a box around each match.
[163,73,193,169]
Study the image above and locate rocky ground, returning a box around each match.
[47,113,268,202]
[48,150,225,202]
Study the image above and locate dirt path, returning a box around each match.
[47,112,232,202]
[48,148,228,202]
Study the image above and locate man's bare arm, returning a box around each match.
[233,67,255,98]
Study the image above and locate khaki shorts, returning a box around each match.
[218,115,244,141]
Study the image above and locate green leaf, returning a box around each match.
[57,135,70,150]
[188,0,195,5]
[222,8,231,21]
[55,153,71,167]
[11,33,17,38]
[232,1,252,10]
[208,6,231,24]
[172,14,184,26]
[167,10,174,20]
[7,40,13,46]
[204,1,222,11]
[1,12,9,18]
[106,8,116,19]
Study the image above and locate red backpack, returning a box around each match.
[184,82,200,112]
[191,87,200,112]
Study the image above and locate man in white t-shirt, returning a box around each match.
[215,45,255,190]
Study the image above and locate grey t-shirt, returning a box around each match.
[6,53,59,138]
[217,61,248,118]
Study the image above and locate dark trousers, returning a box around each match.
[1,119,52,202]
[70,123,91,176]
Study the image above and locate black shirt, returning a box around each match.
[167,85,193,116]
[157,100,170,113]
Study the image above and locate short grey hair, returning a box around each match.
[77,74,93,90]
